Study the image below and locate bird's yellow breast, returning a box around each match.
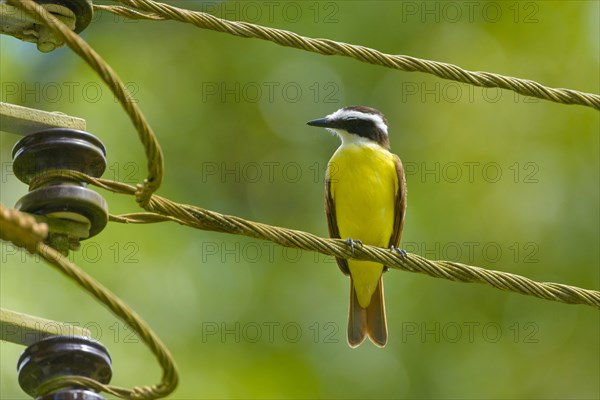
[328,143,398,245]
[328,143,399,307]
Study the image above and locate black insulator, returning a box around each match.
[12,128,109,242]
[12,128,106,185]
[16,185,108,238]
[37,389,107,400]
[33,0,94,33]
[17,336,112,399]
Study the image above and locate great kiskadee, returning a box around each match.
[307,106,407,348]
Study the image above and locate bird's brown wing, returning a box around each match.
[388,155,407,249]
[325,176,350,275]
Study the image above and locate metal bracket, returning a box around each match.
[0,101,86,135]
[1,308,91,346]
[0,0,77,52]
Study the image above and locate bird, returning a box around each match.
[307,105,407,348]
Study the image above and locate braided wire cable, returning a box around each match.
[6,0,165,204]
[25,171,600,309]
[0,203,179,400]
[94,0,600,110]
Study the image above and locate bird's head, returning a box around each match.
[307,105,390,149]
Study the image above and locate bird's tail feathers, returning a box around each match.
[348,276,388,348]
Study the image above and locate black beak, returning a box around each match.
[306,117,334,128]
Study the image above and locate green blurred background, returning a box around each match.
[1,0,599,398]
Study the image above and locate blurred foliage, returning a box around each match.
[1,1,599,399]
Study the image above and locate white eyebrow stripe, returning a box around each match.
[327,109,388,135]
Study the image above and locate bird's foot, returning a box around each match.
[345,238,363,256]
[390,246,407,267]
